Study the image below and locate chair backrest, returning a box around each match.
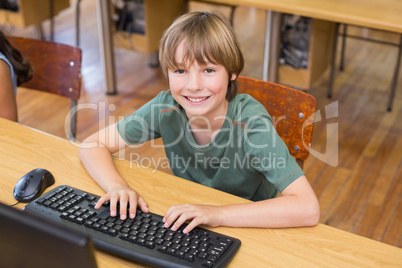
[237,76,316,169]
[7,36,82,140]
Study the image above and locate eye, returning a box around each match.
[174,69,185,74]
[204,68,215,73]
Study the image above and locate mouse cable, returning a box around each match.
[10,201,20,207]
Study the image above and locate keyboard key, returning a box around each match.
[92,223,101,230]
[57,205,67,212]
[157,246,167,253]
[198,252,208,259]
[166,248,176,256]
[184,253,195,262]
[35,198,46,205]
[155,238,164,245]
[201,260,214,267]
[175,250,185,259]
[86,195,96,202]
[84,220,94,227]
[100,226,109,233]
[43,200,52,207]
[136,238,145,246]
[75,217,85,224]
[128,235,138,243]
[108,229,118,236]
[145,241,155,249]
[119,233,129,240]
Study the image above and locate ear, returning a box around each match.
[230,73,237,81]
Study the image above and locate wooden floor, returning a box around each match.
[3,0,401,248]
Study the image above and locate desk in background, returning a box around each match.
[0,117,401,267]
[97,0,402,110]
[0,0,70,41]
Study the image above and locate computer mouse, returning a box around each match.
[13,168,55,202]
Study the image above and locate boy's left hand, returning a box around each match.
[162,204,222,233]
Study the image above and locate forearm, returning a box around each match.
[164,176,320,232]
[218,194,320,228]
[79,144,128,192]
[219,176,320,228]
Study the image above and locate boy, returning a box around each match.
[79,11,320,234]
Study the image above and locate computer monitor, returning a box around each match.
[0,202,97,268]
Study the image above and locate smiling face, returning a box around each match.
[168,42,236,121]
[159,12,244,103]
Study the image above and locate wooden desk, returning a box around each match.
[1,117,401,267]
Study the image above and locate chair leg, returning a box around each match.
[387,34,402,112]
[69,100,78,141]
[339,24,347,71]
[296,159,304,170]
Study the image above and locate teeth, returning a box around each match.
[187,97,208,103]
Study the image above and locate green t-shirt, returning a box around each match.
[117,91,304,201]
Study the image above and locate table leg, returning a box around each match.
[148,50,160,68]
[327,23,340,98]
[262,10,280,82]
[75,0,81,47]
[50,0,54,41]
[97,0,117,95]
[387,34,402,111]
[339,24,347,71]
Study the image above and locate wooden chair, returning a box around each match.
[7,36,82,141]
[237,76,317,169]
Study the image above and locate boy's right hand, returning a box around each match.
[94,185,149,220]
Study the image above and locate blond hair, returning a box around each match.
[159,11,244,101]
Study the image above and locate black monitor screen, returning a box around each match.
[0,202,97,268]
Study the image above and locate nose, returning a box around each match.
[186,72,202,92]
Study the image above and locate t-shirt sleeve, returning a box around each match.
[0,54,17,93]
[243,114,305,192]
[117,91,175,144]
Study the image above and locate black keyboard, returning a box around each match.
[23,185,241,268]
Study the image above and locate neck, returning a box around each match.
[187,101,228,131]
[186,101,229,145]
